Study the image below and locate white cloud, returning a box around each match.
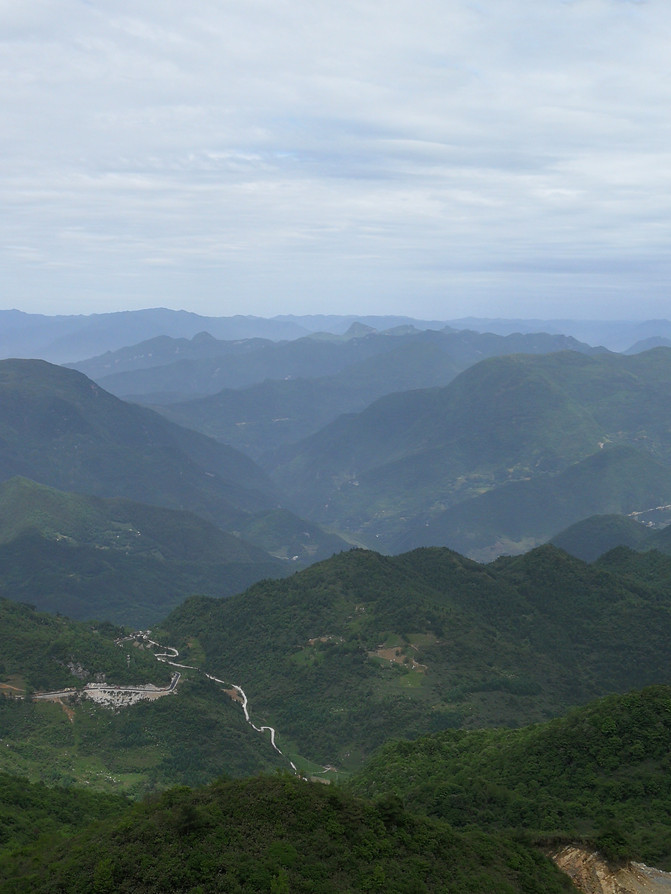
[1,0,670,317]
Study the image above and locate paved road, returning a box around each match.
[35,630,298,775]
[138,631,298,774]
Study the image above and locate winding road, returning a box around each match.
[34,632,299,774]
[137,633,298,774]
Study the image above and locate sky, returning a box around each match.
[1,0,670,320]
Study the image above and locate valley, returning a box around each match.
[3,311,671,892]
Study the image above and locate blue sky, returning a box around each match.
[1,0,670,319]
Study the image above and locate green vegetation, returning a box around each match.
[6,322,671,889]
[0,774,575,893]
[0,477,271,564]
[0,598,170,691]
[0,771,130,855]
[0,477,287,626]
[0,676,287,794]
[265,347,671,554]
[351,685,671,869]
[0,531,286,627]
[0,358,278,531]
[161,543,671,769]
[596,544,671,585]
[0,599,286,792]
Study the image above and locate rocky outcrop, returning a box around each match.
[552,845,671,894]
[82,680,177,709]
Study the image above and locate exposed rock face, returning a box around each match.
[82,682,176,709]
[552,846,671,894]
[34,674,179,711]
[66,661,90,680]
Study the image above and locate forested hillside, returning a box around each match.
[161,543,671,768]
[352,685,671,869]
[0,477,288,625]
[0,599,286,791]
[0,359,278,528]
[264,348,671,555]
[0,359,348,568]
[553,515,671,562]
[0,774,575,894]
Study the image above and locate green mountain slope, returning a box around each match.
[397,445,671,559]
[0,599,286,792]
[161,544,671,770]
[236,508,351,563]
[0,772,129,856]
[157,329,598,456]
[0,774,575,894]
[551,515,655,561]
[0,359,280,530]
[265,348,671,551]
[0,597,170,692]
[0,532,286,628]
[0,676,286,794]
[0,477,286,625]
[351,685,671,869]
[552,508,671,563]
[595,544,671,586]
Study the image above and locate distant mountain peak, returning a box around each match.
[344,322,377,338]
[191,330,218,343]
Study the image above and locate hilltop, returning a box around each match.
[552,513,671,562]
[0,773,574,894]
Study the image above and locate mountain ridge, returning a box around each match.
[264,348,671,553]
[0,477,288,625]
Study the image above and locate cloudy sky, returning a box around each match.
[1,0,670,319]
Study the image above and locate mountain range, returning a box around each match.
[5,307,671,363]
[69,325,601,407]
[0,309,307,364]
[5,309,671,892]
[263,348,671,555]
[3,543,671,888]
[0,358,349,569]
[151,328,603,458]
